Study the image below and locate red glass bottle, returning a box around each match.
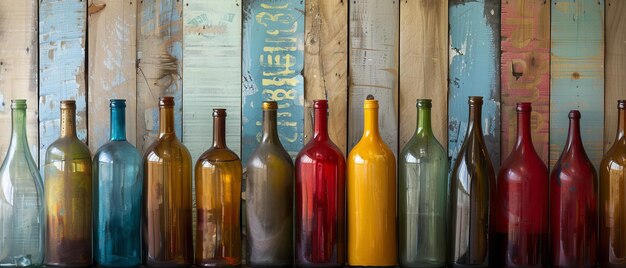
[295,100,346,267]
[550,110,598,268]
[492,103,549,267]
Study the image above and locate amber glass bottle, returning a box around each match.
[448,96,495,268]
[195,109,242,267]
[347,95,397,267]
[245,101,294,267]
[143,96,193,267]
[600,100,626,267]
[295,99,345,268]
[550,110,597,268]
[44,100,93,266]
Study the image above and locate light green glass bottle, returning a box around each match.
[398,99,448,268]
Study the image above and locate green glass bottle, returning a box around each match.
[398,99,448,268]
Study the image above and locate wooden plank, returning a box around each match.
[304,0,348,154]
[0,0,38,163]
[550,0,604,168]
[605,0,626,151]
[39,0,87,166]
[137,0,183,154]
[399,0,448,150]
[348,0,399,156]
[88,0,137,153]
[448,0,501,170]
[242,0,305,163]
[183,0,242,162]
[500,0,550,165]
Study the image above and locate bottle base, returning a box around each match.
[448,263,489,268]
[43,263,92,268]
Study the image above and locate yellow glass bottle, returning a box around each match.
[347,95,397,266]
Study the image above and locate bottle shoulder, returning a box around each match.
[349,136,395,159]
[399,134,446,161]
[297,139,345,163]
[143,136,191,162]
[196,147,241,164]
[247,143,294,170]
[46,136,92,161]
[94,140,142,164]
[499,147,548,177]
[601,139,626,167]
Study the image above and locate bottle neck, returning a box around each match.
[617,107,625,141]
[10,108,29,147]
[516,109,533,148]
[262,110,280,143]
[313,107,329,141]
[467,104,483,136]
[415,106,433,136]
[110,106,126,141]
[565,117,584,152]
[213,115,227,148]
[363,107,380,139]
[60,108,78,138]
[159,106,175,137]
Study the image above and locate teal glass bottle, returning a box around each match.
[398,99,448,268]
[93,99,143,267]
[0,100,44,267]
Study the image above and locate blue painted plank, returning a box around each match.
[242,0,305,163]
[448,0,501,170]
[39,0,88,167]
[550,0,604,168]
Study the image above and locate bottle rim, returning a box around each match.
[262,101,278,110]
[516,102,532,112]
[11,99,26,109]
[618,100,625,109]
[364,94,378,109]
[110,99,126,108]
[213,108,227,117]
[159,96,175,107]
[60,100,76,109]
[569,110,581,119]
[313,99,328,109]
[468,96,483,105]
[416,99,432,108]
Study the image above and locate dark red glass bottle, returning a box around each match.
[492,103,549,267]
[550,110,598,268]
[295,100,346,267]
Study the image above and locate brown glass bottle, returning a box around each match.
[44,100,93,267]
[448,96,496,268]
[245,101,294,267]
[195,109,242,267]
[600,100,626,267]
[143,96,193,267]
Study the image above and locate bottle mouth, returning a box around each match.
[416,99,432,108]
[60,100,76,109]
[313,99,328,109]
[159,96,175,107]
[364,95,379,109]
[569,110,581,119]
[468,96,483,105]
[110,99,126,108]
[213,108,227,117]
[262,101,278,110]
[618,100,625,109]
[11,99,26,109]
[516,102,532,112]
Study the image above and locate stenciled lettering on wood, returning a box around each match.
[242,0,305,163]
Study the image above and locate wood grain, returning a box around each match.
[399,0,448,150]
[0,0,38,163]
[137,0,183,153]
[304,0,348,155]
[88,0,137,153]
[605,0,626,151]
[550,0,604,169]
[39,0,87,166]
[448,0,501,170]
[183,0,242,162]
[242,0,305,163]
[348,0,399,156]
[500,0,550,165]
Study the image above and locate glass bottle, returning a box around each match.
[44,100,93,266]
[245,101,294,267]
[398,99,447,268]
[93,99,142,267]
[0,100,44,267]
[492,103,549,267]
[143,96,193,267]
[599,100,626,267]
[448,96,495,268]
[550,110,597,268]
[295,100,346,268]
[195,109,242,267]
[347,95,397,266]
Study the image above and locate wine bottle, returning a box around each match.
[550,110,597,268]
[347,95,397,267]
[0,100,44,267]
[93,99,143,267]
[398,99,448,268]
[245,101,294,267]
[195,109,242,267]
[44,100,93,266]
[599,100,626,267]
[492,103,549,267]
[448,96,495,268]
[143,96,193,267]
[295,100,345,267]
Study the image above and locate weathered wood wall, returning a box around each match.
[605,0,626,151]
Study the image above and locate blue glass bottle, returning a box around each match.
[93,99,143,267]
